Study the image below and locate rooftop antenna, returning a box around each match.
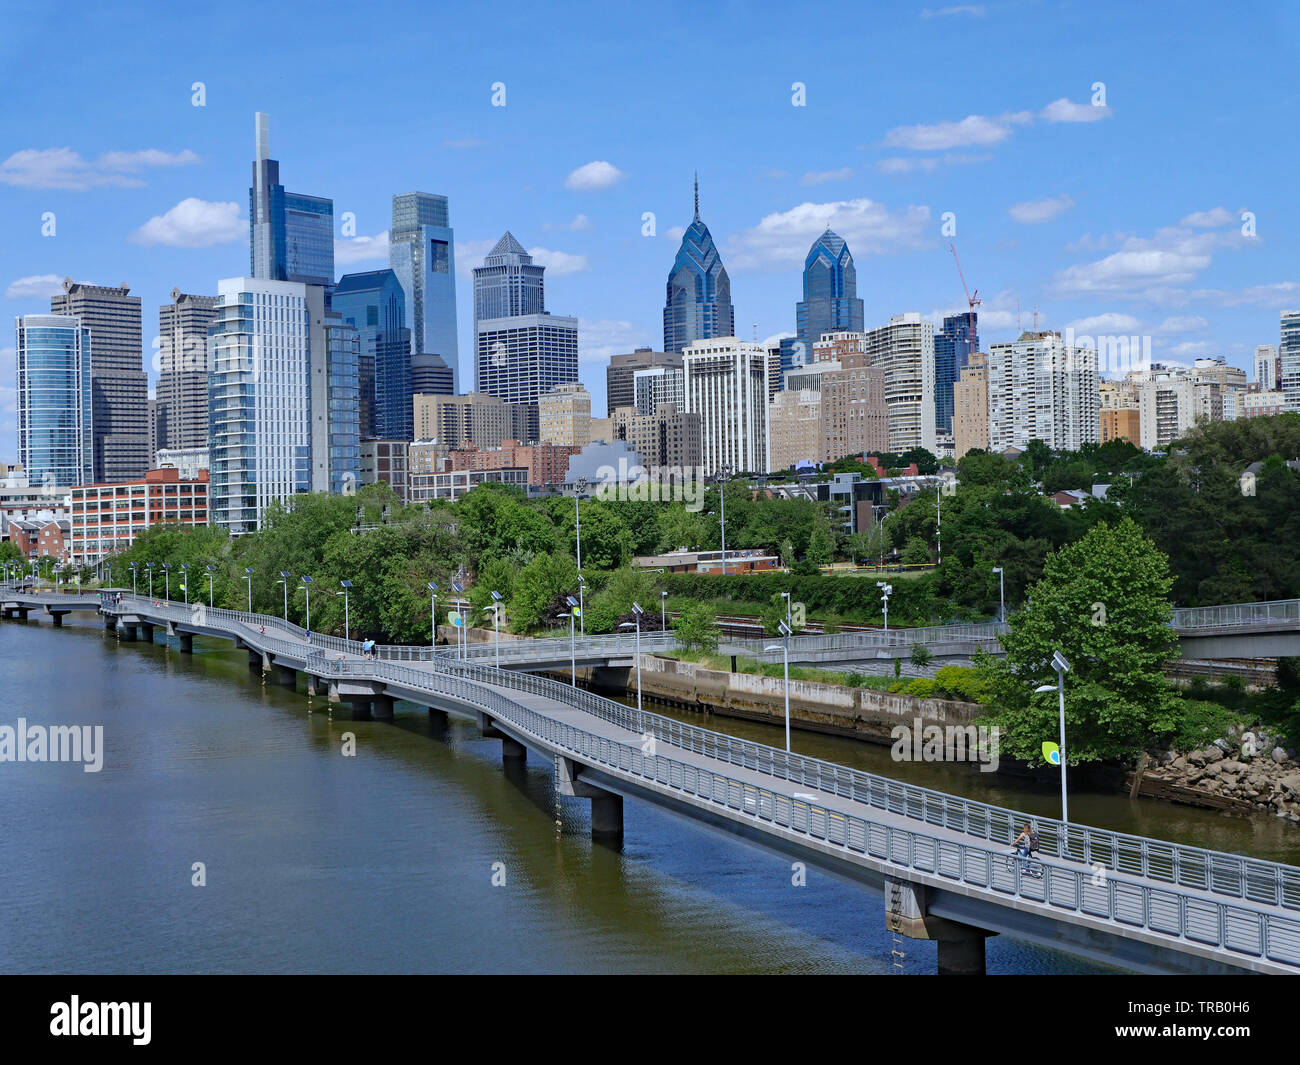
[1017,298,1022,334]
[1033,304,1039,332]
[693,172,700,222]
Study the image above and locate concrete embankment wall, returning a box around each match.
[586,655,983,745]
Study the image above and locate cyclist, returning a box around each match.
[1012,822,1039,866]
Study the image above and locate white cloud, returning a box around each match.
[335,231,389,266]
[921,4,985,16]
[1040,98,1113,123]
[454,238,498,278]
[6,274,64,300]
[761,168,788,180]
[800,167,853,185]
[727,198,932,270]
[1189,281,1300,309]
[1180,207,1235,228]
[664,225,687,243]
[1066,313,1142,334]
[0,147,199,190]
[129,198,243,247]
[1157,315,1208,334]
[544,214,592,232]
[1007,194,1075,224]
[762,331,795,348]
[527,247,589,275]
[578,319,652,364]
[884,111,1031,151]
[565,161,625,191]
[874,152,991,174]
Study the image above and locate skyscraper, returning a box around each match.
[933,311,979,434]
[208,278,312,533]
[311,298,361,496]
[156,290,218,455]
[988,331,1099,452]
[473,233,578,439]
[606,348,680,415]
[779,229,864,382]
[15,314,93,489]
[862,314,938,455]
[1280,311,1300,412]
[663,177,734,354]
[333,270,411,440]
[50,278,149,482]
[248,112,334,288]
[389,192,460,390]
[682,339,770,476]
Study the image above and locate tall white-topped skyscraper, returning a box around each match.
[248,112,334,288]
[208,278,313,533]
[15,314,94,489]
[389,192,460,391]
[473,233,577,440]
[682,338,770,476]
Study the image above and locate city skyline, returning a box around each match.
[3,2,1299,455]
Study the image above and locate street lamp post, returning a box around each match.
[619,603,645,714]
[992,566,1005,624]
[577,573,586,637]
[179,563,189,605]
[562,595,579,684]
[300,576,313,632]
[339,580,353,639]
[660,589,667,633]
[877,581,892,631]
[278,572,291,622]
[765,620,794,752]
[427,581,438,648]
[717,466,731,574]
[129,561,138,596]
[451,582,465,659]
[244,568,253,613]
[490,590,503,669]
[206,564,215,607]
[162,563,171,601]
[1036,650,1072,830]
[146,562,154,598]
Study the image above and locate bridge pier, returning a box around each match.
[501,735,526,765]
[343,696,372,721]
[119,622,138,642]
[328,680,341,704]
[140,622,154,643]
[885,877,993,976]
[178,632,194,654]
[50,611,67,626]
[427,707,449,738]
[271,663,296,688]
[371,693,394,721]
[248,648,264,672]
[305,673,323,697]
[555,756,623,844]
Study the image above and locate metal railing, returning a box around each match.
[1172,599,1300,633]
[318,654,1300,969]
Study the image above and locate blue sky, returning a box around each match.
[2,0,1298,453]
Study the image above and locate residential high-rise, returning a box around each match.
[663,177,734,354]
[633,365,685,415]
[933,311,979,434]
[778,229,864,382]
[311,301,362,496]
[861,314,937,454]
[1100,407,1140,446]
[1255,345,1279,391]
[389,192,460,390]
[248,113,334,287]
[412,392,517,450]
[15,314,93,489]
[820,350,889,461]
[1127,365,1225,449]
[767,389,823,471]
[473,232,578,440]
[333,270,411,439]
[987,331,1099,452]
[681,338,769,475]
[208,278,312,533]
[538,383,591,447]
[1282,311,1300,412]
[606,348,680,415]
[952,352,989,459]
[611,403,702,471]
[157,290,218,453]
[50,279,149,482]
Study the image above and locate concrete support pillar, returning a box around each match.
[140,623,154,643]
[51,612,64,627]
[178,632,194,655]
[555,756,624,844]
[103,613,116,630]
[936,935,987,977]
[328,680,340,705]
[305,673,322,697]
[427,707,449,739]
[884,877,993,976]
[248,648,264,671]
[371,693,395,721]
[14,607,29,621]
[120,623,137,642]
[271,663,296,688]
[501,735,526,765]
[344,697,372,721]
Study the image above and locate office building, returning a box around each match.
[450,439,579,488]
[987,332,1100,452]
[155,447,210,480]
[389,192,460,390]
[249,112,333,287]
[408,466,528,503]
[950,352,989,459]
[333,270,411,440]
[70,468,209,562]
[538,382,591,447]
[632,365,685,416]
[663,178,734,354]
[681,338,770,475]
[412,392,517,450]
[311,305,361,496]
[208,278,312,533]
[156,290,218,452]
[1255,345,1279,391]
[933,311,979,434]
[611,403,702,471]
[14,314,94,489]
[607,349,680,415]
[50,279,149,482]
[410,353,454,396]
[778,229,864,382]
[359,439,409,503]
[767,389,823,471]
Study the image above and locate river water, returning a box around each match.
[2,617,1296,974]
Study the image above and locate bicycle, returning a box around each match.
[1006,848,1044,880]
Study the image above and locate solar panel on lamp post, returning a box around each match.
[765,620,794,752]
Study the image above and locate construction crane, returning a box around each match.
[949,243,981,348]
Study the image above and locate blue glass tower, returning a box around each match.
[15,314,93,488]
[333,270,411,440]
[249,113,334,288]
[934,311,979,433]
[663,177,734,353]
[780,229,864,381]
[389,192,460,392]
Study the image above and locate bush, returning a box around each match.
[1167,698,1241,753]
[900,678,936,699]
[933,665,992,704]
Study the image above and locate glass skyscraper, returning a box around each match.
[933,312,980,434]
[390,192,460,391]
[15,314,93,488]
[779,229,864,382]
[333,270,411,439]
[663,178,734,354]
[472,232,544,322]
[249,113,334,288]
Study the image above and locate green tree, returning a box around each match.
[901,537,930,565]
[979,517,1181,763]
[910,643,932,669]
[806,522,834,566]
[674,601,720,653]
[509,551,578,632]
